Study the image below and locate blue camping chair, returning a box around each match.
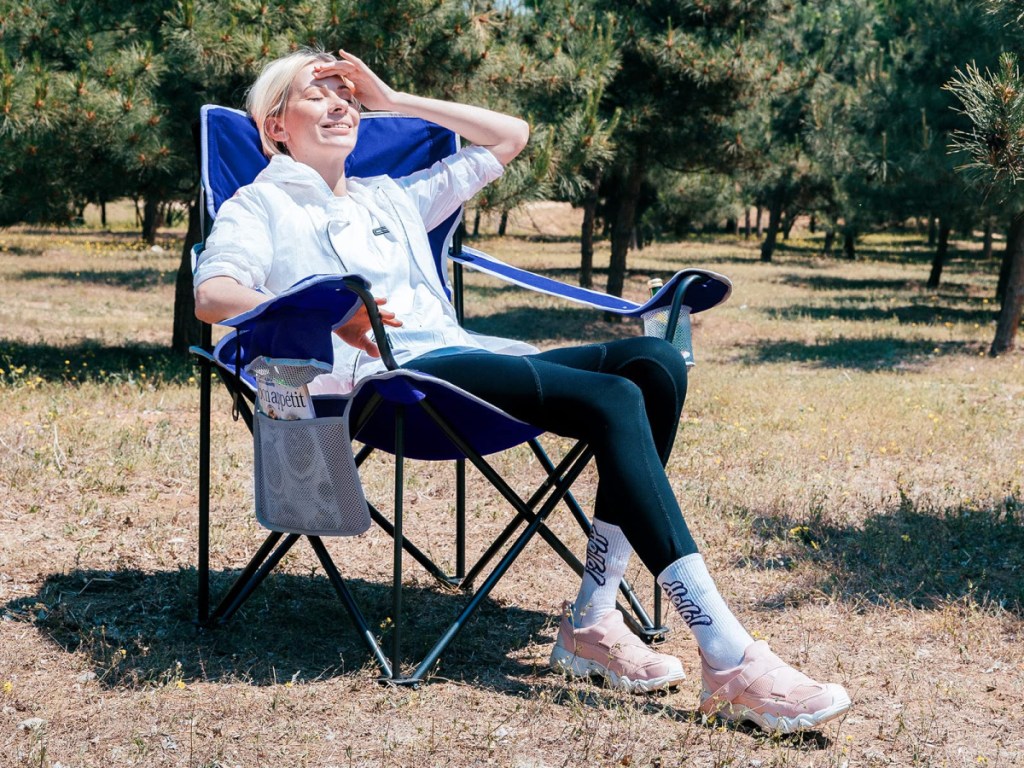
[192,105,732,684]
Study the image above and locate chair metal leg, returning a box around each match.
[357,439,456,585]
[212,532,299,625]
[455,459,466,580]
[389,407,405,680]
[197,332,212,625]
[307,536,392,678]
[460,441,589,589]
[528,438,669,642]
[403,432,595,684]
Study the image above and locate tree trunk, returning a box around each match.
[809,213,816,233]
[760,194,783,262]
[744,207,751,240]
[142,196,162,245]
[755,206,763,236]
[471,208,481,237]
[100,199,107,229]
[725,217,737,235]
[927,215,937,247]
[606,159,645,301]
[823,230,835,258]
[843,230,856,259]
[927,219,952,289]
[171,200,203,356]
[991,210,1024,355]
[983,217,993,260]
[497,210,509,237]
[783,210,796,240]
[580,194,597,289]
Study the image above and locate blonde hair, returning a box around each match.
[246,47,336,158]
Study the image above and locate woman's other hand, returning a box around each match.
[334,297,402,358]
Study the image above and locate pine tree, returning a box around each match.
[734,0,881,263]
[946,51,1024,355]
[873,0,998,288]
[581,0,780,298]
[488,1,619,286]
[2,0,532,352]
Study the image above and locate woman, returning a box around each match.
[194,48,851,734]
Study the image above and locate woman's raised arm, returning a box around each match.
[313,49,530,166]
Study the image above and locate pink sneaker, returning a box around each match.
[699,641,851,733]
[549,603,685,693]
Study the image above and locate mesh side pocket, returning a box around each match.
[642,305,694,366]
[253,411,370,536]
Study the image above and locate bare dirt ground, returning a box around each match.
[1,212,1022,767]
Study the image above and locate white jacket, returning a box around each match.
[194,147,536,393]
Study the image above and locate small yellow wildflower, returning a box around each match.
[2,681,12,694]
[176,679,186,689]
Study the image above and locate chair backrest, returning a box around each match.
[199,105,461,292]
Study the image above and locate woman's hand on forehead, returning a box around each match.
[313,49,395,112]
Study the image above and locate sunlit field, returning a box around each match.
[1,208,1022,767]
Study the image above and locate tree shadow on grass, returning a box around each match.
[772,239,955,263]
[16,268,177,290]
[737,337,981,370]
[464,306,642,344]
[3,567,550,695]
[766,303,997,326]
[777,272,992,294]
[0,338,193,383]
[736,498,1024,615]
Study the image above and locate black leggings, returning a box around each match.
[405,336,698,574]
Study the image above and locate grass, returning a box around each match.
[1,209,1023,767]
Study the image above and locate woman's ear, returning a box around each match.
[265,116,289,143]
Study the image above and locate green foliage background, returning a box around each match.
[4,0,1024,351]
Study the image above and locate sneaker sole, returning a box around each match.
[550,645,686,693]
[699,690,852,734]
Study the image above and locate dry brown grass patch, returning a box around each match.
[1,218,1022,766]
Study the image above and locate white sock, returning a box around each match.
[572,520,632,628]
[657,553,754,670]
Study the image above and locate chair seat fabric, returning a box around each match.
[213,275,542,461]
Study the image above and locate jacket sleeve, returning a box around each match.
[192,187,275,292]
[394,146,504,232]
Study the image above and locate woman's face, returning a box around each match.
[271,62,360,167]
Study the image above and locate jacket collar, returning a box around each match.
[258,154,379,204]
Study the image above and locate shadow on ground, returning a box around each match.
[766,303,996,326]
[16,268,177,290]
[0,338,194,383]
[464,305,642,344]
[736,337,985,370]
[735,497,1024,614]
[3,567,551,695]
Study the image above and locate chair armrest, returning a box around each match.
[450,245,732,316]
[210,273,401,375]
